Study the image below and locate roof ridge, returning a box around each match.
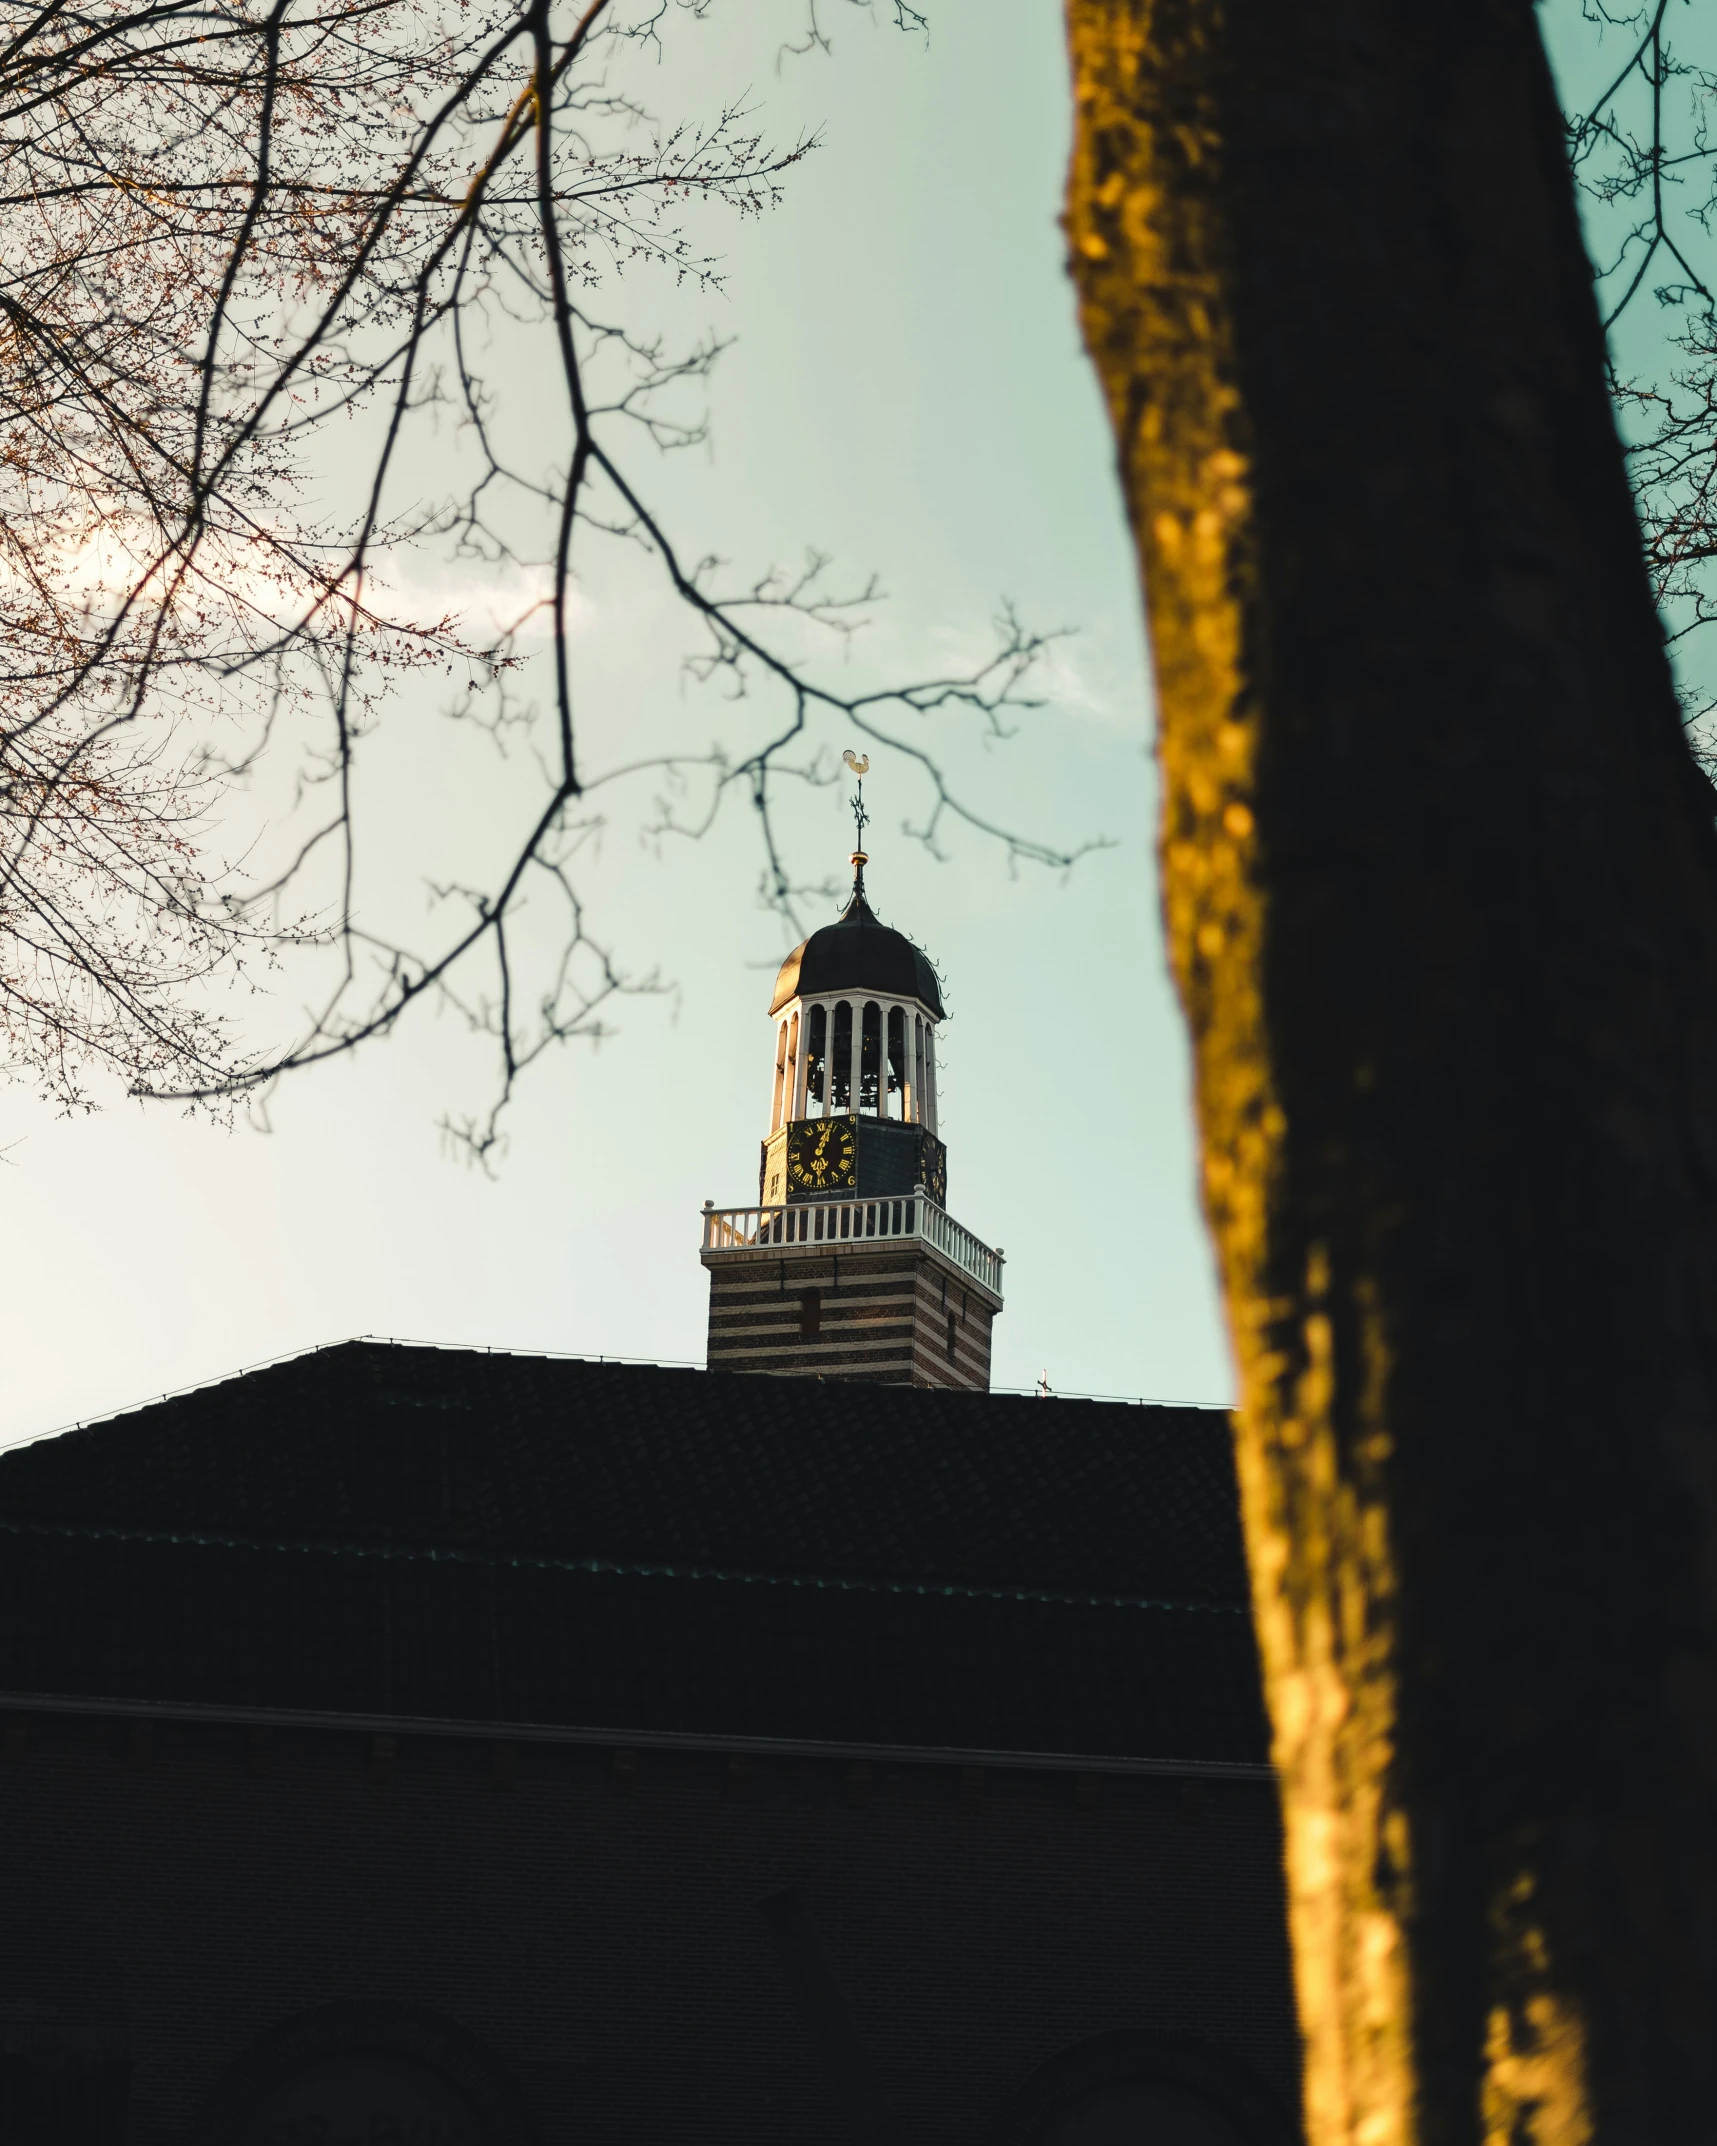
[0,1336,707,1454]
[5,1338,1228,1454]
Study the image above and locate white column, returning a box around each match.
[770,1018,787,1132]
[787,1008,803,1121]
[818,1002,832,1118]
[847,999,861,1117]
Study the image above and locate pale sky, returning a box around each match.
[0,0,1236,1446]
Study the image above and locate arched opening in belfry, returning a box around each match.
[913,1013,936,1135]
[784,1009,800,1123]
[771,1019,788,1131]
[860,1000,883,1113]
[806,1003,828,1113]
[886,1006,907,1120]
[831,1001,853,1111]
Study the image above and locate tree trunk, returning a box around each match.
[1062,4,1717,2142]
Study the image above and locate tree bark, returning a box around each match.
[1063,4,1717,2142]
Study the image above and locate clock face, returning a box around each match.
[787,1115,858,1195]
[920,1131,947,1207]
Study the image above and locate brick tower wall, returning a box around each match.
[703,1243,997,1389]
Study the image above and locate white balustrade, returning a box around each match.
[701,1194,1003,1299]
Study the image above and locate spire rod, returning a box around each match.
[842,748,871,902]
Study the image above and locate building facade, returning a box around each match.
[0,1344,1300,2146]
[0,848,1302,2145]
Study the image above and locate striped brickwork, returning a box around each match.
[702,1240,998,1390]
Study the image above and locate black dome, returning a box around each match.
[769,887,945,1018]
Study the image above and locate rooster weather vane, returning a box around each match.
[842,748,871,857]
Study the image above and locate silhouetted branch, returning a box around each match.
[1564,0,1717,765]
[0,0,1091,1146]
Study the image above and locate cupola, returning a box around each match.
[762,858,944,1149]
[769,883,945,1019]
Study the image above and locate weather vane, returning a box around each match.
[842,749,871,900]
[842,749,870,848]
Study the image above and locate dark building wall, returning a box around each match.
[0,1538,1265,1764]
[704,1245,996,1389]
[0,1707,1299,2145]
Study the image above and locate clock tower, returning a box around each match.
[700,815,1003,1389]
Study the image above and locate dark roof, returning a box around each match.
[0,1342,1264,1764]
[769,885,945,1019]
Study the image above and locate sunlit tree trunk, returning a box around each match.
[1063,4,1717,2141]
